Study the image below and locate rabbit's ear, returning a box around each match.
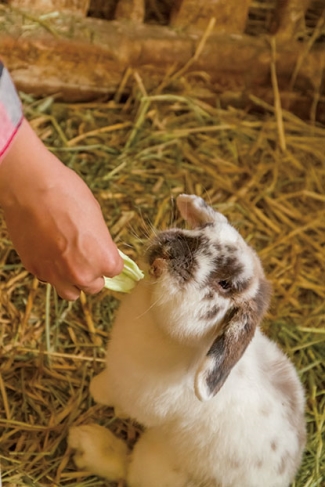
[195,279,271,402]
[177,194,227,228]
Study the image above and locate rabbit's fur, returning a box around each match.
[69,194,306,487]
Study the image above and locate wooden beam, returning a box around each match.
[8,0,90,15]
[170,0,252,33]
[0,5,324,121]
[115,0,145,23]
[272,0,312,38]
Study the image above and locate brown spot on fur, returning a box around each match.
[229,458,240,469]
[234,277,252,293]
[210,254,244,283]
[236,365,245,378]
[271,440,278,451]
[201,222,214,229]
[255,459,263,469]
[203,306,220,321]
[260,404,272,417]
[213,243,222,253]
[225,244,236,253]
[277,453,288,475]
[204,290,215,300]
[278,449,304,482]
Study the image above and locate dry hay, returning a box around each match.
[0,75,324,487]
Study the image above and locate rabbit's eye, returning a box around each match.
[218,280,231,290]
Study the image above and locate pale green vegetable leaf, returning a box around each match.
[104,250,144,293]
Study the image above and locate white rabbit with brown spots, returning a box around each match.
[69,194,306,487]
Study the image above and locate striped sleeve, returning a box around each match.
[0,62,23,160]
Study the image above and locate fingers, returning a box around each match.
[30,240,123,301]
[102,258,124,279]
[50,280,81,301]
[77,276,105,296]
[39,275,106,301]
[36,271,84,301]
[101,241,124,278]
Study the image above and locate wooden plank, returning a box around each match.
[272,0,312,38]
[171,0,252,33]
[115,0,145,23]
[0,5,324,122]
[8,0,90,15]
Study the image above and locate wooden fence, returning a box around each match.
[0,0,324,119]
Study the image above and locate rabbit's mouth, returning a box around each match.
[149,257,168,278]
[146,230,202,283]
[147,249,197,283]
[147,241,170,279]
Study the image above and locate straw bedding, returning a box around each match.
[0,76,324,486]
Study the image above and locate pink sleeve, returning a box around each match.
[0,62,24,161]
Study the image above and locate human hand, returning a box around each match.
[0,119,123,300]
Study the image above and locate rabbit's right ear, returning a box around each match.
[177,194,227,228]
[195,278,271,402]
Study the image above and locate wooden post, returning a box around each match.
[272,0,312,38]
[8,0,90,15]
[170,0,252,33]
[115,0,145,23]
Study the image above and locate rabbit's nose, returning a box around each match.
[150,258,167,278]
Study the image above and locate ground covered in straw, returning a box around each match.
[0,77,324,486]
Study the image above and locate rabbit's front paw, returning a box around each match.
[90,371,115,406]
[68,423,128,481]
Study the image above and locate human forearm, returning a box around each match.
[0,118,123,300]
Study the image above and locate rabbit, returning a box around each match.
[69,194,306,487]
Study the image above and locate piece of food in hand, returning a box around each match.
[104,250,144,293]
